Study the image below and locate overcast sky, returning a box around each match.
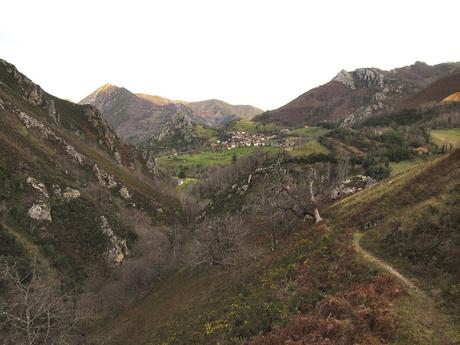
[1,0,459,110]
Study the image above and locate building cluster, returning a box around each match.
[217,131,277,149]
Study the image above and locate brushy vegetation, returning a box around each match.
[319,126,441,179]
[331,150,460,323]
[146,124,219,154]
[226,119,282,134]
[249,275,403,345]
[358,102,460,129]
[100,223,396,345]
[431,128,460,148]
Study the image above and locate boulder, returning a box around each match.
[27,203,52,221]
[119,186,132,200]
[330,175,376,200]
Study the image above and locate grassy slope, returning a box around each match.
[330,150,460,342]
[431,128,460,148]
[288,127,329,138]
[157,146,281,171]
[98,222,386,345]
[287,140,329,158]
[228,119,282,133]
[389,159,425,176]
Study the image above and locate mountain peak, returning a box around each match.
[79,83,134,108]
[97,83,117,91]
[332,69,355,89]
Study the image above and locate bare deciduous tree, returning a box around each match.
[0,260,83,345]
[337,157,350,183]
[188,214,243,267]
[251,158,334,248]
[180,194,204,227]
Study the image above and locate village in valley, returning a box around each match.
[215,128,297,150]
[217,131,275,149]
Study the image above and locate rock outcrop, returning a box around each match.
[26,177,52,221]
[119,186,132,200]
[15,110,87,165]
[333,69,356,89]
[99,216,128,264]
[0,59,58,122]
[62,187,81,201]
[330,175,376,200]
[256,61,460,127]
[143,150,159,176]
[82,105,118,152]
[93,164,118,188]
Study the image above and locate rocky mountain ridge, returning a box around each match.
[256,61,460,127]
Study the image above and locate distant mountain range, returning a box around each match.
[80,84,207,145]
[79,85,263,145]
[256,61,460,127]
[184,99,262,126]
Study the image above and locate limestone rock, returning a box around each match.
[354,68,385,88]
[26,177,49,198]
[93,164,117,188]
[238,184,249,195]
[119,186,132,200]
[65,144,86,165]
[332,69,356,89]
[114,151,122,165]
[17,112,53,138]
[28,203,52,221]
[143,150,159,176]
[26,177,51,221]
[82,105,118,152]
[0,59,58,121]
[99,216,127,264]
[52,184,62,197]
[62,187,81,200]
[330,175,376,200]
[16,111,87,165]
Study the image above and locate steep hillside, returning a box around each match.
[401,72,460,108]
[99,221,401,345]
[332,150,460,326]
[186,99,263,126]
[0,58,179,291]
[256,61,460,127]
[442,92,460,103]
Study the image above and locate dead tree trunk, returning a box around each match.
[308,179,323,224]
[307,168,324,224]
